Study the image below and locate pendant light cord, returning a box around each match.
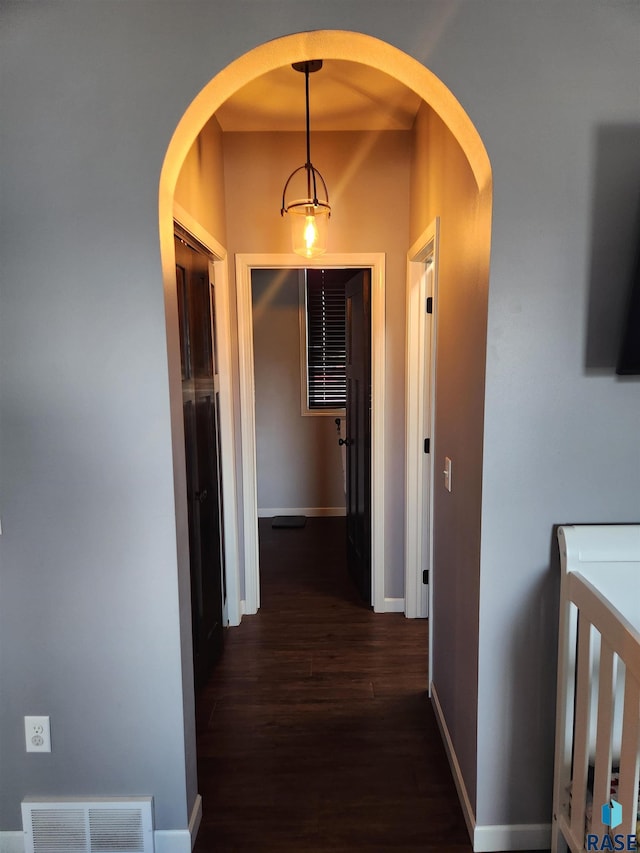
[304,64,319,205]
[281,59,329,219]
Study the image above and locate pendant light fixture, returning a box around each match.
[281,60,331,258]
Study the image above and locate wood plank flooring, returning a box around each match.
[192,517,541,852]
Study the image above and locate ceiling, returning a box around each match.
[215,60,423,133]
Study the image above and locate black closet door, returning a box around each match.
[345,269,372,605]
[175,235,224,690]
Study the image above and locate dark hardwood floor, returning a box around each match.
[193,517,543,852]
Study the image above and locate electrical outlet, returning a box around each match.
[25,716,51,753]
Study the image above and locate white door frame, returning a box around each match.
[173,202,242,627]
[236,253,386,615]
[405,220,439,651]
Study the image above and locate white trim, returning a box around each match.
[8,813,544,853]
[431,684,550,851]
[0,832,24,853]
[369,257,386,614]
[173,204,242,626]
[188,794,202,848]
[154,830,192,853]
[174,202,226,260]
[431,681,475,844]
[405,221,439,618]
[383,597,405,613]
[405,220,439,681]
[236,256,262,615]
[473,824,552,852]
[236,253,386,616]
[258,507,346,518]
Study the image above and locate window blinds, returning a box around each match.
[306,270,346,409]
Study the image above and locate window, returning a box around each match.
[299,269,350,416]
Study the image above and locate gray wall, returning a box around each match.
[1,0,639,838]
[411,103,487,814]
[0,4,194,829]
[252,269,345,512]
[464,5,640,827]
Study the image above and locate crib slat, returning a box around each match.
[552,592,578,853]
[571,612,593,843]
[617,674,640,837]
[569,572,640,686]
[592,639,615,823]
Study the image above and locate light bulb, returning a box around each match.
[304,216,319,253]
[287,203,329,257]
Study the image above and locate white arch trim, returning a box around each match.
[159,31,491,219]
[158,27,493,628]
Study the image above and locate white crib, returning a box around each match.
[552,524,640,853]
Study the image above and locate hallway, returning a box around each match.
[192,517,472,852]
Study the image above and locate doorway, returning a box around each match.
[159,31,492,632]
[236,252,386,615]
[172,206,241,630]
[251,266,373,605]
[158,37,493,835]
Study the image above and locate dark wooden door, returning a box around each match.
[345,269,372,604]
[175,234,225,690]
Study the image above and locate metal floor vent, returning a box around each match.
[21,797,154,853]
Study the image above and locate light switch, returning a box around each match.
[444,457,452,492]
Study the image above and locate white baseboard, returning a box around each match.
[257,507,346,518]
[2,798,549,853]
[473,823,551,851]
[430,681,476,844]
[188,794,202,849]
[242,597,401,616]
[431,683,551,852]
[154,829,192,853]
[0,832,24,853]
[383,597,405,613]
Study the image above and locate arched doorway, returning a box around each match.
[158,26,492,753]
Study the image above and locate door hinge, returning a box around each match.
[424,438,430,454]
[426,296,433,314]
[422,570,429,585]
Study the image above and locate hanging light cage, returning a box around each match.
[281,60,331,258]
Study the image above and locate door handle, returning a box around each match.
[338,438,352,447]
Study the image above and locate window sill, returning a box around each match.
[300,408,346,418]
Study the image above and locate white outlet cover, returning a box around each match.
[25,715,51,752]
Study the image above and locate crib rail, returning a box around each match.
[553,567,640,853]
[571,572,640,845]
